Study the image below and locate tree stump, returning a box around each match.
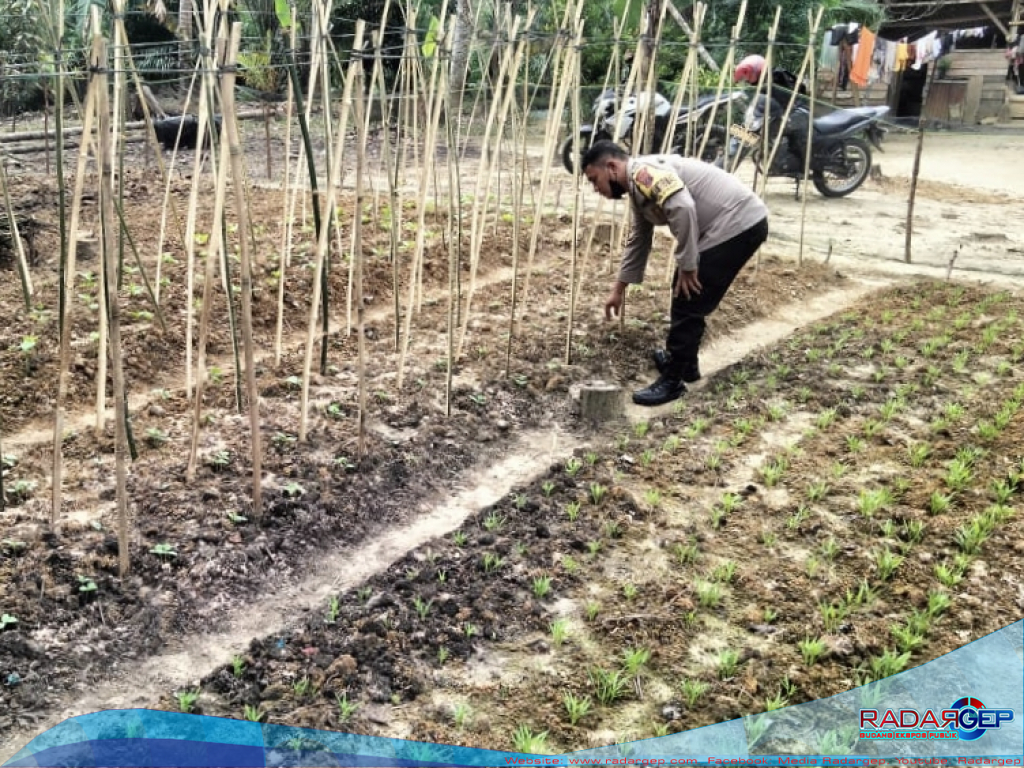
[579,381,624,423]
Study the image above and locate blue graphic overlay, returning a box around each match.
[5,621,1021,767]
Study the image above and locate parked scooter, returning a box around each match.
[720,94,889,197]
[560,88,744,174]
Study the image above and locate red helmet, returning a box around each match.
[735,54,766,85]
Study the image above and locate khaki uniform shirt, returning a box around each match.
[618,154,769,284]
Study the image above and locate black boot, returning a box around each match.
[652,349,701,383]
[633,375,686,406]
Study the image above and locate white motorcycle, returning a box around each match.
[560,88,744,174]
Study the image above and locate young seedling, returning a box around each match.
[806,480,831,503]
[176,688,199,713]
[590,667,629,705]
[563,691,592,726]
[695,580,722,609]
[927,589,952,618]
[622,646,651,677]
[482,553,504,574]
[622,583,639,601]
[149,542,178,560]
[763,607,778,624]
[541,481,556,498]
[819,601,848,633]
[874,548,904,581]
[437,646,450,665]
[869,649,911,681]
[799,637,827,666]
[412,596,433,620]
[680,679,709,708]
[550,618,569,647]
[483,511,506,532]
[587,540,602,556]
[589,483,608,506]
[711,561,738,584]
[934,562,963,589]
[336,692,359,723]
[643,489,662,510]
[928,490,953,516]
[584,601,601,622]
[673,541,699,565]
[453,702,472,729]
[716,648,740,679]
[565,458,583,478]
[512,725,549,754]
[292,677,314,697]
[532,575,553,599]
[565,501,581,521]
[242,704,263,722]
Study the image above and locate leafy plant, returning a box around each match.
[550,618,569,647]
[799,637,827,666]
[512,724,549,754]
[716,648,740,679]
[680,679,709,707]
[532,575,553,599]
[149,542,178,559]
[176,688,199,713]
[336,692,359,722]
[590,667,629,705]
[563,691,592,726]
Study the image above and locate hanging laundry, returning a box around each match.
[837,39,854,89]
[913,31,937,70]
[830,23,848,46]
[883,40,898,84]
[850,27,876,87]
[895,40,909,72]
[870,37,890,85]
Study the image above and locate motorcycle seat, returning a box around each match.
[814,107,886,135]
[676,93,726,117]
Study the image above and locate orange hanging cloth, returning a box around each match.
[850,27,876,86]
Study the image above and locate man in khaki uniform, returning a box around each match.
[582,140,769,406]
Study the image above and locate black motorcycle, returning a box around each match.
[721,95,889,198]
[560,89,743,174]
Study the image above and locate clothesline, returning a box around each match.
[819,23,994,90]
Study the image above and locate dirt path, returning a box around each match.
[0,275,888,762]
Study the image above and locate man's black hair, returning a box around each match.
[581,140,628,170]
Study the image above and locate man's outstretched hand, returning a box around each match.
[674,269,702,300]
[605,281,627,320]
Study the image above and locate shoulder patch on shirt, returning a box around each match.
[632,164,685,206]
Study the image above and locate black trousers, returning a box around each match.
[665,217,769,376]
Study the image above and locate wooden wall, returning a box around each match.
[945,49,1010,123]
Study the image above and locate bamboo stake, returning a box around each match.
[219,21,264,518]
[395,8,449,391]
[51,61,99,524]
[316,0,334,377]
[442,64,459,416]
[756,6,782,203]
[95,34,131,577]
[905,66,938,264]
[299,21,367,442]
[522,0,584,310]
[565,22,584,366]
[352,59,370,458]
[639,0,670,156]
[275,2,299,365]
[695,1,743,161]
[0,161,33,307]
[182,0,222,401]
[455,15,527,361]
[504,35,530,378]
[798,7,825,267]
[759,12,821,198]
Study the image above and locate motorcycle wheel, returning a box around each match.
[698,125,727,164]
[560,131,600,175]
[812,137,872,198]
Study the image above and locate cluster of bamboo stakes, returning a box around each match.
[0,0,928,577]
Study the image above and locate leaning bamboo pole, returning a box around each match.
[695,0,746,161]
[455,15,528,361]
[395,8,449,391]
[443,63,459,415]
[298,22,367,443]
[756,6,782,200]
[521,0,583,311]
[95,32,131,577]
[352,57,370,458]
[503,34,529,378]
[798,6,825,266]
[275,3,299,365]
[0,160,33,307]
[759,12,822,198]
[565,20,584,366]
[220,22,264,518]
[50,38,99,524]
[182,0,222,401]
[638,0,669,156]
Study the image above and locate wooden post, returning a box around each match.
[798,7,825,267]
[905,64,939,264]
[219,22,264,520]
[95,34,131,577]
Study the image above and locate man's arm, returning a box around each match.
[617,212,654,284]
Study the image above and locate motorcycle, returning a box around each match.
[721,95,889,197]
[560,88,744,174]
